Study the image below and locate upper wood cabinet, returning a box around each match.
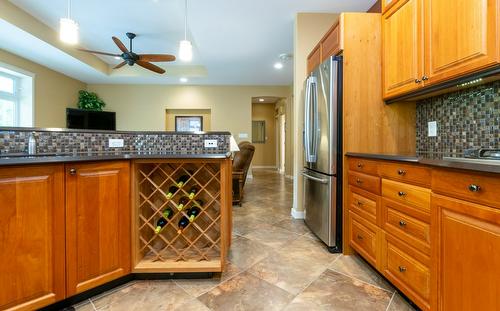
[65,161,131,296]
[307,44,321,74]
[321,23,341,62]
[424,0,500,85]
[382,0,500,100]
[382,0,424,99]
[0,165,65,311]
[432,194,500,311]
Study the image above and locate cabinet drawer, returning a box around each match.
[349,186,379,225]
[383,234,430,310]
[382,179,430,211]
[349,211,378,266]
[349,172,381,194]
[432,168,500,209]
[382,198,430,255]
[321,23,341,60]
[379,162,431,187]
[348,157,379,176]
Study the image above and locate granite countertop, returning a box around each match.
[346,152,500,174]
[0,151,231,166]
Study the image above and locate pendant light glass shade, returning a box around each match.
[179,40,192,61]
[59,17,79,44]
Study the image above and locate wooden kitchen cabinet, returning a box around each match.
[382,0,424,99]
[432,194,500,311]
[307,44,321,74]
[424,0,500,85]
[65,161,131,296]
[0,165,65,311]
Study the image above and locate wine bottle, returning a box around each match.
[176,196,189,211]
[165,185,179,199]
[155,217,167,234]
[162,207,174,219]
[188,186,199,200]
[194,199,204,208]
[177,216,189,234]
[176,175,190,187]
[187,206,201,222]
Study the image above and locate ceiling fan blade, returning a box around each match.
[138,54,176,62]
[112,36,129,53]
[77,48,120,57]
[114,61,127,69]
[136,60,166,74]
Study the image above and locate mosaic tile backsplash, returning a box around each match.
[416,80,500,156]
[0,129,230,155]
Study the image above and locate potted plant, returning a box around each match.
[77,90,106,111]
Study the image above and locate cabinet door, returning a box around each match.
[66,161,130,296]
[424,0,500,84]
[307,44,321,74]
[0,165,65,310]
[432,194,500,311]
[382,0,424,99]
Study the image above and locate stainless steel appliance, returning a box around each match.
[443,148,500,165]
[302,56,342,253]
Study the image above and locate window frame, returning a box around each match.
[0,70,21,126]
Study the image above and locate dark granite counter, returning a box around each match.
[346,152,500,174]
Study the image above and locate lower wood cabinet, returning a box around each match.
[432,194,500,311]
[65,161,131,296]
[348,211,379,267]
[0,165,65,311]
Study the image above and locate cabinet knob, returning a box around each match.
[356,234,363,240]
[397,169,406,176]
[422,75,429,81]
[398,191,407,197]
[399,220,407,227]
[468,184,481,192]
[357,163,363,168]
[415,78,422,84]
[357,201,363,206]
[69,168,77,175]
[398,266,407,273]
[356,178,363,184]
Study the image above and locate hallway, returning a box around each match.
[73,170,416,311]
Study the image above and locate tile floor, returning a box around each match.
[73,170,417,311]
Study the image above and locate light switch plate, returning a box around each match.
[428,121,437,137]
[108,138,124,148]
[238,133,249,139]
[204,139,218,148]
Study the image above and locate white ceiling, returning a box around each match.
[5,0,376,85]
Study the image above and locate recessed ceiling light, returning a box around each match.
[180,77,188,83]
[259,98,265,102]
[274,62,283,70]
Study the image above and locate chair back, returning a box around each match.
[233,141,255,186]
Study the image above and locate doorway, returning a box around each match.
[279,114,286,174]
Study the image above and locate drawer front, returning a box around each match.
[348,157,379,176]
[349,171,381,194]
[382,199,430,255]
[349,211,378,266]
[349,186,378,224]
[379,162,431,187]
[385,239,430,302]
[432,168,500,209]
[382,179,430,211]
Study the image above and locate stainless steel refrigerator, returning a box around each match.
[302,55,342,253]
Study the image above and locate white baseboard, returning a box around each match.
[291,208,305,219]
[252,166,278,170]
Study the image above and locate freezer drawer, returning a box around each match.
[302,169,338,248]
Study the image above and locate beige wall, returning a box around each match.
[0,49,86,128]
[251,102,277,167]
[165,109,212,131]
[87,85,290,141]
[292,13,339,214]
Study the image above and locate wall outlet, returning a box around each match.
[204,139,218,148]
[108,138,124,148]
[428,121,437,137]
[238,133,249,139]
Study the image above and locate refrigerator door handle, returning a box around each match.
[311,75,320,162]
[301,171,329,184]
[304,76,317,163]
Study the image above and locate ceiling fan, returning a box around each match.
[78,32,176,74]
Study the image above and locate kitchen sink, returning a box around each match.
[443,157,500,166]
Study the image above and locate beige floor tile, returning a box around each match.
[387,292,418,311]
[274,218,311,234]
[276,236,340,266]
[227,236,274,270]
[243,223,302,249]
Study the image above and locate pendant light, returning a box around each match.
[179,0,193,61]
[59,0,79,44]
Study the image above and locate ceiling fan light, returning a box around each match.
[59,18,79,44]
[179,40,193,62]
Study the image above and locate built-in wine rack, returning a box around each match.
[132,158,232,273]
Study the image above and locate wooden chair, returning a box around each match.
[232,141,255,206]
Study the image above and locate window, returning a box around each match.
[0,66,33,127]
[252,120,266,143]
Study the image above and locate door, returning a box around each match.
[66,161,131,296]
[382,0,424,99]
[0,165,65,310]
[303,169,336,246]
[279,114,286,174]
[433,194,500,311]
[424,0,500,85]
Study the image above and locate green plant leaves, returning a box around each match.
[77,90,106,111]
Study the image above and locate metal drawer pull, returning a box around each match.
[397,169,406,176]
[399,220,407,227]
[398,266,407,273]
[357,201,363,206]
[415,78,422,84]
[69,168,77,175]
[356,234,363,240]
[356,178,363,184]
[398,191,407,197]
[357,163,363,168]
[422,75,429,81]
[468,184,481,192]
